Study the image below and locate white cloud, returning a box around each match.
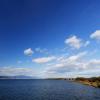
[65,35,90,49]
[32,56,56,63]
[65,35,82,49]
[24,48,33,56]
[0,67,35,76]
[59,52,87,63]
[86,59,100,69]
[43,52,87,73]
[90,30,100,40]
[42,52,100,78]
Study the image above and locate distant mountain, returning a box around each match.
[14,75,34,79]
[0,75,36,79]
[0,76,12,79]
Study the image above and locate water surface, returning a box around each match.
[0,79,100,100]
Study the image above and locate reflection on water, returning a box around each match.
[0,79,100,100]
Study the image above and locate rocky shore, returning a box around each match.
[75,77,100,88]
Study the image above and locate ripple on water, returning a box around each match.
[0,80,100,100]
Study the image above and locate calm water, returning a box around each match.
[0,80,100,100]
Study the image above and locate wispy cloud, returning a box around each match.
[35,47,49,54]
[5,30,100,78]
[0,67,35,76]
[32,56,56,63]
[84,41,90,47]
[42,51,100,78]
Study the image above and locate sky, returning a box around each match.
[0,0,100,78]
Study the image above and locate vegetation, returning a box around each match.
[75,77,100,88]
[46,78,67,80]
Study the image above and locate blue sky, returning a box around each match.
[0,0,100,78]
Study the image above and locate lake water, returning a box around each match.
[0,79,100,100]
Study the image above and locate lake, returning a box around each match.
[0,79,100,100]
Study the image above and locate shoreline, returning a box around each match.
[0,77,100,88]
[75,77,100,88]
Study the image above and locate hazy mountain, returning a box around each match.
[0,75,36,79]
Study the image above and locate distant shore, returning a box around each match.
[0,76,100,88]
